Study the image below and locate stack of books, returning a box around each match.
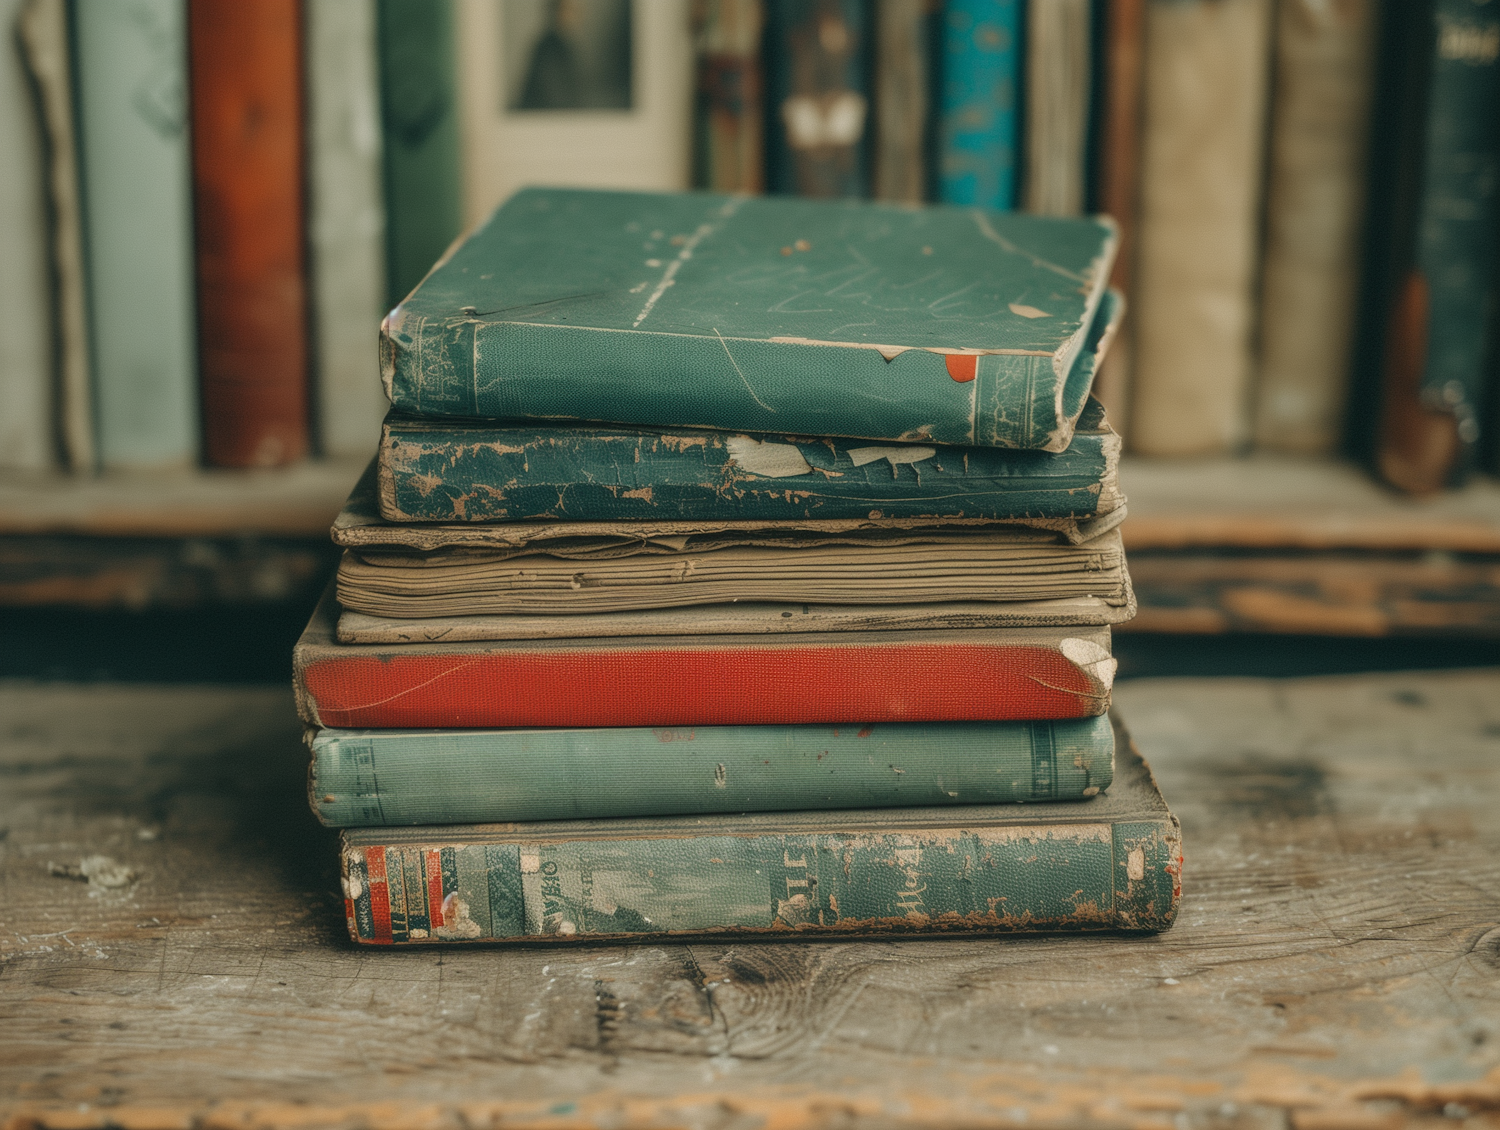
[293,188,1181,945]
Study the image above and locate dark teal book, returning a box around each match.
[338,715,1178,943]
[380,188,1120,452]
[311,715,1114,827]
[764,0,870,198]
[377,0,462,308]
[938,0,1022,209]
[378,395,1123,524]
[1358,0,1500,488]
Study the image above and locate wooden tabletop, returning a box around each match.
[3,669,1499,1129]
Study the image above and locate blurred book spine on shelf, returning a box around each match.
[1358,0,1500,493]
[1,0,56,471]
[16,0,92,472]
[764,0,870,197]
[1022,0,1090,216]
[457,0,691,227]
[936,0,1020,208]
[306,0,388,460]
[377,0,462,306]
[1251,0,1375,456]
[190,0,310,469]
[1089,0,1145,438]
[72,0,199,470]
[693,0,765,192]
[1127,0,1272,456]
[873,0,936,204]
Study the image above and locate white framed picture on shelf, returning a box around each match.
[457,0,692,226]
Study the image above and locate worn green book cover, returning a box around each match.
[311,715,1114,827]
[380,188,1120,451]
[339,715,1177,943]
[337,453,1127,554]
[379,394,1122,525]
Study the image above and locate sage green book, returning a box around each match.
[72,0,199,469]
[341,717,1176,944]
[378,395,1123,525]
[381,188,1120,452]
[310,716,1114,828]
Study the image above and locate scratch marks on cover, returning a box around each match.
[714,329,774,413]
[633,197,748,328]
[971,211,1085,284]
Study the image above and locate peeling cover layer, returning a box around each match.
[337,716,1178,943]
[378,396,1123,524]
[380,188,1119,451]
[293,584,1116,729]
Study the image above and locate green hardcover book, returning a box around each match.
[339,715,1177,943]
[378,395,1123,527]
[311,715,1114,827]
[380,188,1120,452]
[72,0,199,469]
[377,0,462,308]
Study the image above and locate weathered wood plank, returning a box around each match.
[1120,456,1500,552]
[0,457,366,538]
[2,671,1500,1128]
[1122,550,1500,636]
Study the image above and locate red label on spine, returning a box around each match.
[365,846,393,944]
[426,850,445,928]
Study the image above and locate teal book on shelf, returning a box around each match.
[938,0,1022,209]
[381,188,1121,452]
[1362,0,1500,490]
[377,0,463,308]
[72,0,198,469]
[764,0,870,198]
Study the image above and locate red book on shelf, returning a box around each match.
[189,0,309,467]
[293,589,1117,729]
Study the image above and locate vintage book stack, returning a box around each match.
[293,187,1181,946]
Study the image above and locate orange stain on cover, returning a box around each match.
[945,355,978,383]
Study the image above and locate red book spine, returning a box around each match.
[189,0,309,467]
[297,641,1109,728]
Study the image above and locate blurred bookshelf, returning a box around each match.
[1119,456,1500,638]
[0,459,362,610]
[3,0,1499,643]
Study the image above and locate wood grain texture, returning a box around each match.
[4,669,1500,1125]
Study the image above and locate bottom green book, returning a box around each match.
[340,715,1179,944]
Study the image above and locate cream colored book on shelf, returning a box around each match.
[1128,0,1273,455]
[1024,0,1093,217]
[1251,0,1376,455]
[305,0,389,459]
[454,0,693,228]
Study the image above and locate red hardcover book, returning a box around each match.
[294,588,1116,729]
[189,0,309,467]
